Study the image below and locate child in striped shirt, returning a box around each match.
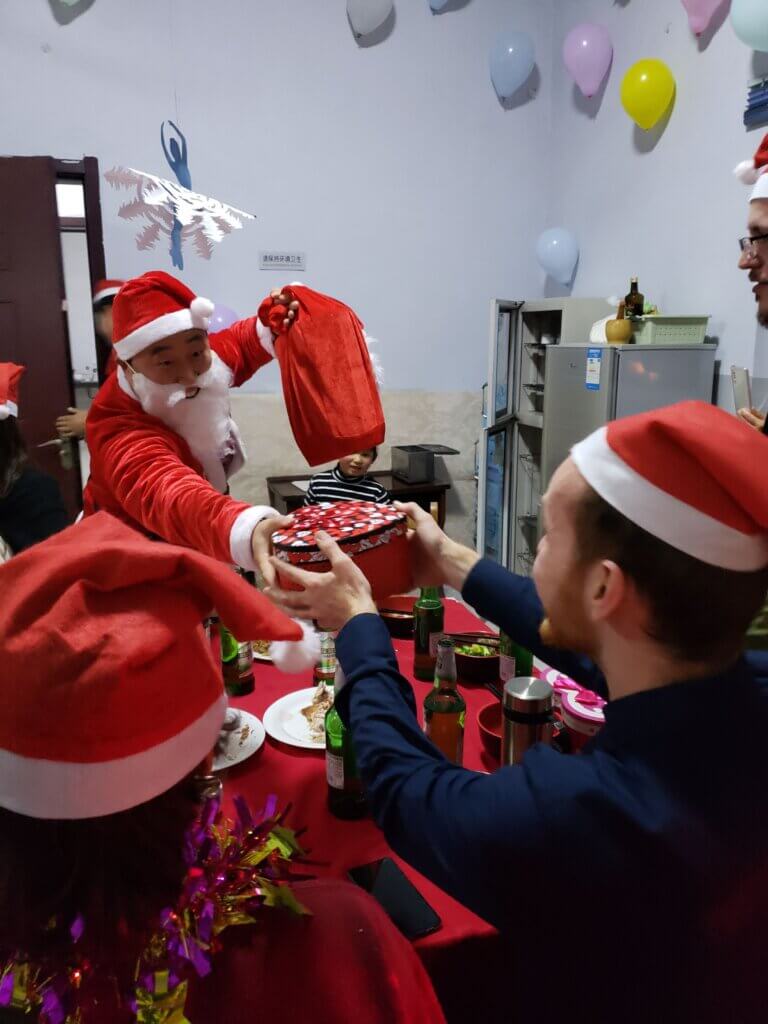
[305,448,390,505]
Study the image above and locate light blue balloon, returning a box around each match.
[490,31,535,100]
[536,229,579,285]
[731,0,768,53]
[429,0,451,11]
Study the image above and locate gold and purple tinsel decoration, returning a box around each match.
[0,793,308,1024]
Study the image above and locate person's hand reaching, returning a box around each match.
[264,531,377,632]
[55,408,87,440]
[250,514,294,588]
[394,502,480,593]
[738,407,766,432]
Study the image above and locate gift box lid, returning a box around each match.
[272,501,406,555]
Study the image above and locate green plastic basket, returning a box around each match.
[631,316,709,346]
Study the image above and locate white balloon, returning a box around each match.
[536,228,580,286]
[347,0,394,37]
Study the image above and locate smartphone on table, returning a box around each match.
[348,857,442,940]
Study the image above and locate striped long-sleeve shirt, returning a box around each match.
[305,465,390,506]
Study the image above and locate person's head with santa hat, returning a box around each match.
[736,134,768,329]
[112,271,298,407]
[0,512,318,970]
[92,278,123,347]
[280,402,768,701]
[532,403,768,681]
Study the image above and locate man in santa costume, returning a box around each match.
[83,270,299,581]
[268,400,768,1023]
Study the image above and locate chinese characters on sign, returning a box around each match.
[259,252,307,272]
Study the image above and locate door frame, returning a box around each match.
[55,158,108,381]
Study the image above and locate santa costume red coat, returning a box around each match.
[83,272,281,568]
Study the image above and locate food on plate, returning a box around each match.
[300,682,334,743]
[455,643,496,657]
[252,639,271,658]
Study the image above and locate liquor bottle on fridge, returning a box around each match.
[423,639,465,764]
[220,622,255,697]
[413,587,445,681]
[498,631,534,684]
[325,703,368,820]
[624,277,644,318]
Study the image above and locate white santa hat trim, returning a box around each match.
[0,694,227,820]
[113,296,215,362]
[255,317,276,358]
[750,174,768,203]
[270,619,322,673]
[92,284,122,305]
[572,426,768,571]
[0,400,17,420]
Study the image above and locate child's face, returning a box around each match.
[339,450,375,477]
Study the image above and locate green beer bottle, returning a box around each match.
[325,704,368,820]
[423,638,465,764]
[220,622,255,697]
[413,587,445,681]
[499,631,533,682]
[313,632,338,688]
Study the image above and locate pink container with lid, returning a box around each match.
[560,690,605,752]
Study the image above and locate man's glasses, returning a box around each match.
[739,232,768,256]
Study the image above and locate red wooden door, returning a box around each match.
[0,157,81,519]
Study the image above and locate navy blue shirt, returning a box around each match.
[336,559,768,1022]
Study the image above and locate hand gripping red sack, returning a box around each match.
[258,285,385,466]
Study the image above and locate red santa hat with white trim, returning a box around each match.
[571,401,768,572]
[0,362,24,420]
[735,132,768,202]
[0,512,319,820]
[112,270,216,362]
[92,278,124,308]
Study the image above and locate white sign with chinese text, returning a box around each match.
[259,251,306,272]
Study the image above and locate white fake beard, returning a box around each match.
[128,355,235,487]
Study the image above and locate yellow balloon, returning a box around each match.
[620,59,676,131]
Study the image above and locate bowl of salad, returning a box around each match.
[451,633,500,685]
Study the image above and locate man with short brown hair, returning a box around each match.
[267,400,768,1024]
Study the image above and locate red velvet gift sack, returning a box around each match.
[271,501,412,601]
[258,285,385,466]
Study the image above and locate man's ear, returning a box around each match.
[589,560,626,622]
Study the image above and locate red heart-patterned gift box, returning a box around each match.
[271,501,412,601]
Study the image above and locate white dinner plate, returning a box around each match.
[212,710,265,771]
[262,687,327,751]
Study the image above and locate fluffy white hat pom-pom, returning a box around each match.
[364,333,385,388]
[734,160,760,186]
[270,620,322,674]
[190,296,215,328]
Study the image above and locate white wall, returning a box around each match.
[0,0,558,393]
[548,0,768,404]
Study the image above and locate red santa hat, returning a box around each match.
[0,362,24,420]
[0,512,319,820]
[92,278,124,308]
[112,271,215,362]
[734,133,768,202]
[571,401,768,572]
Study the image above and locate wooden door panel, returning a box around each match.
[0,157,80,519]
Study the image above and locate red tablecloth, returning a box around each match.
[224,601,507,1021]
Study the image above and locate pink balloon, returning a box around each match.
[681,0,728,36]
[562,23,613,99]
[209,303,239,332]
